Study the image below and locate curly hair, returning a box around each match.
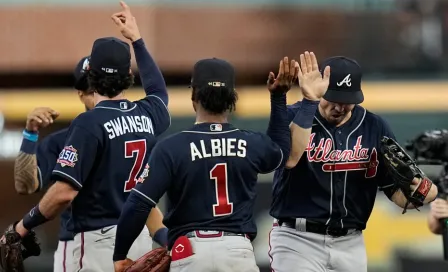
[87,70,134,98]
[191,85,238,115]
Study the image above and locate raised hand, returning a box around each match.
[297,51,330,101]
[267,57,298,94]
[111,1,142,42]
[25,107,59,132]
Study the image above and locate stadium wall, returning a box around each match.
[0,6,444,75]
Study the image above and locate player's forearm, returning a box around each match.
[286,99,319,169]
[17,182,77,234]
[146,206,168,246]
[392,184,438,209]
[287,124,310,169]
[132,39,168,105]
[146,206,165,236]
[267,93,290,166]
[14,139,40,195]
[426,184,438,203]
[39,181,78,219]
[428,212,443,235]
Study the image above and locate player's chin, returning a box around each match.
[328,115,344,124]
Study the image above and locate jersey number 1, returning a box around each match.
[210,163,233,217]
[124,140,147,192]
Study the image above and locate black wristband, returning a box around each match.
[292,99,319,129]
[23,205,49,231]
[153,227,168,246]
[412,178,433,205]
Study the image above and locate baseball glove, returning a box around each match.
[125,247,171,272]
[380,136,433,214]
[0,223,41,272]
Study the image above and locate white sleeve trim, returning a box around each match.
[37,166,43,191]
[378,183,394,189]
[52,170,83,189]
[260,148,284,174]
[132,188,157,206]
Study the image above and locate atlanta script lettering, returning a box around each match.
[305,133,379,178]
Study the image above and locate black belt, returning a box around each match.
[278,219,358,237]
[185,231,249,239]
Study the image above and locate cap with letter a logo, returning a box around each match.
[73,56,91,92]
[319,56,364,104]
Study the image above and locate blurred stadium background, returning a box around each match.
[1,0,448,271]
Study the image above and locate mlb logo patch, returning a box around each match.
[210,124,222,132]
[57,145,79,167]
[120,102,128,110]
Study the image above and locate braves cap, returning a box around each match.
[73,56,90,91]
[190,58,235,89]
[320,56,364,104]
[89,37,131,76]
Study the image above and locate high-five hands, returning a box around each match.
[267,57,298,94]
[111,1,142,42]
[296,51,330,101]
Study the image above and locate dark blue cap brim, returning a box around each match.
[323,89,364,104]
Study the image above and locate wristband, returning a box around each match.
[20,138,37,154]
[23,205,49,231]
[412,177,433,205]
[23,129,38,142]
[292,99,319,129]
[153,227,168,246]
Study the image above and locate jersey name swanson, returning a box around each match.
[190,138,247,161]
[104,115,154,139]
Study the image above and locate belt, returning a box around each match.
[185,230,249,239]
[278,219,358,237]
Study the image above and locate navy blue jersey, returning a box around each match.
[270,103,395,230]
[51,97,170,233]
[132,123,283,248]
[36,128,73,241]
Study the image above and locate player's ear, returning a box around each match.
[129,68,132,75]
[77,90,84,101]
[192,101,197,113]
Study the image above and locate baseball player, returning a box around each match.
[269,55,438,272]
[7,3,170,271]
[112,57,301,272]
[12,56,92,272]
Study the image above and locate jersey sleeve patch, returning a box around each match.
[137,163,150,184]
[57,145,79,168]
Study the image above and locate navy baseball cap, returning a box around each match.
[73,56,90,91]
[89,37,131,76]
[320,56,364,104]
[190,58,235,89]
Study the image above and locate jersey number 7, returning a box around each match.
[124,140,147,192]
[210,163,233,217]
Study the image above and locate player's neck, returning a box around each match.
[93,92,126,106]
[195,114,228,124]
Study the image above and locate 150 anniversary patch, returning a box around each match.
[57,145,79,167]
